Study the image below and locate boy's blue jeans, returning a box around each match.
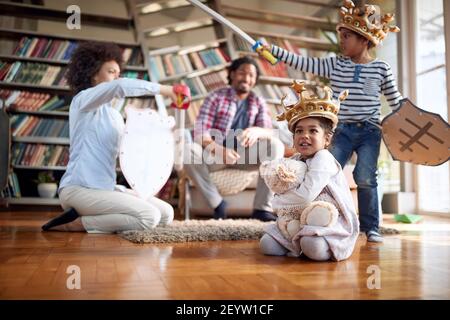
[329,121,382,232]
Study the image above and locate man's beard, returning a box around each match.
[236,82,251,93]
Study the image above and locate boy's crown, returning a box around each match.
[337,0,400,46]
[277,81,349,132]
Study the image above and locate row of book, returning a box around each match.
[0,61,68,87]
[0,90,69,112]
[149,47,230,81]
[13,37,78,61]
[12,36,144,66]
[0,173,21,198]
[181,70,228,97]
[11,114,69,138]
[12,143,69,167]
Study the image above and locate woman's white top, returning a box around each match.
[59,78,161,192]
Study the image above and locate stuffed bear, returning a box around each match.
[260,158,340,240]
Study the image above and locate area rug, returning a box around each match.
[379,226,400,235]
[121,219,274,244]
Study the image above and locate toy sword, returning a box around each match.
[186,0,278,65]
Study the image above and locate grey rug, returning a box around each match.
[379,226,400,235]
[121,219,273,244]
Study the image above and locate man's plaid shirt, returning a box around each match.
[193,86,273,144]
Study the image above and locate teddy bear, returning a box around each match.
[260,158,340,240]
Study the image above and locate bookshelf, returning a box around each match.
[0,0,153,206]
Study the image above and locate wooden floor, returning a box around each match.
[0,210,449,300]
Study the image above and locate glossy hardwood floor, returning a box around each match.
[0,210,449,299]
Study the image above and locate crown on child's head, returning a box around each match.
[277,80,349,132]
[337,0,400,46]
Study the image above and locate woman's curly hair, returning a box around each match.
[66,41,123,94]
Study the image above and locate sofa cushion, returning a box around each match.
[209,169,259,196]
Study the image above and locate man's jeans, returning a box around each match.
[329,122,382,232]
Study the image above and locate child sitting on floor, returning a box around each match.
[260,81,359,261]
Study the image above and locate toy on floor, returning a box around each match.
[394,213,424,224]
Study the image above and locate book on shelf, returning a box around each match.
[10,36,144,66]
[12,143,69,167]
[149,47,230,81]
[10,115,69,138]
[0,172,21,198]
[120,47,144,66]
[180,70,228,97]
[0,60,68,87]
[0,89,69,112]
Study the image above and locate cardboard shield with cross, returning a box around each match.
[381,98,450,166]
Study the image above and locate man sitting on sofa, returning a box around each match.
[184,56,285,221]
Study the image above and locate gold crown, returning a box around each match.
[336,0,400,46]
[277,81,349,132]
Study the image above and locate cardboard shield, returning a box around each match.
[381,98,450,166]
[119,106,175,200]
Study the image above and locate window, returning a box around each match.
[415,0,449,214]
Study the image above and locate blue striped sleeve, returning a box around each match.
[271,45,335,79]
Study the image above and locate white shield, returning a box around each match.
[119,106,175,200]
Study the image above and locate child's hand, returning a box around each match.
[254,38,277,65]
[257,38,271,50]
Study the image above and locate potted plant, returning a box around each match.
[34,171,58,198]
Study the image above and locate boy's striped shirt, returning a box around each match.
[271,45,403,126]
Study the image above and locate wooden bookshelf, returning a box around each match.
[13,165,67,171]
[0,82,71,93]
[0,28,140,47]
[9,109,69,117]
[0,54,147,72]
[242,29,333,51]
[143,17,214,38]
[7,197,61,206]
[158,62,230,83]
[221,4,337,31]
[0,1,133,29]
[12,137,70,145]
[0,0,151,206]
